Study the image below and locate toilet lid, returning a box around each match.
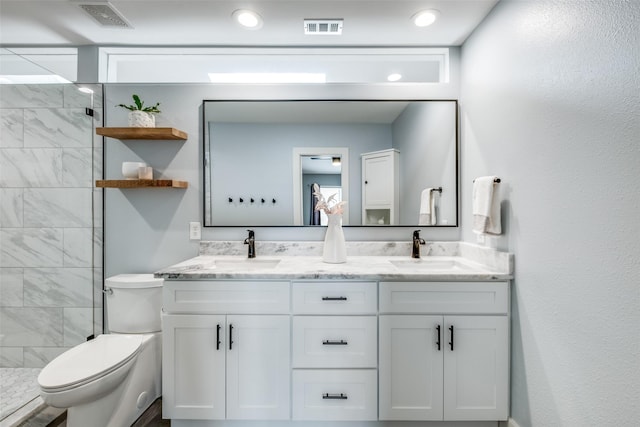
[38,335,143,391]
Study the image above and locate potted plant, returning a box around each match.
[117,94,161,127]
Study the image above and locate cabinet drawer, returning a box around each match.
[292,316,377,368]
[380,282,509,314]
[163,280,290,314]
[292,369,377,421]
[292,281,377,314]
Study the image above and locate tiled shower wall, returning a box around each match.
[0,84,103,368]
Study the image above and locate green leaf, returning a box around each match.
[132,94,143,110]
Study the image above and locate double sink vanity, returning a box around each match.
[156,240,513,427]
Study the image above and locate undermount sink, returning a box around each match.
[213,259,281,270]
[390,258,477,272]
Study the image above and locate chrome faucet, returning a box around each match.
[244,229,256,258]
[412,229,426,258]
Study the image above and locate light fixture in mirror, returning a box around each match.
[203,100,458,227]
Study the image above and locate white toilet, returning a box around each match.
[38,274,163,427]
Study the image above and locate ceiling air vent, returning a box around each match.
[77,2,132,28]
[304,19,343,36]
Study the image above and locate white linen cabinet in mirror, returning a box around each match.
[361,149,399,225]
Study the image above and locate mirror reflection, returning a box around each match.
[203,100,458,227]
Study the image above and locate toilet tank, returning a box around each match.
[105,274,163,333]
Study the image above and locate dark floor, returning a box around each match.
[16,399,169,427]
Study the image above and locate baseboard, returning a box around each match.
[498,419,522,427]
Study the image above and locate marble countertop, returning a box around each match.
[155,241,513,281]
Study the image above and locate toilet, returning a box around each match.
[38,274,163,427]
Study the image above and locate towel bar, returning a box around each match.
[473,178,501,183]
[430,187,443,193]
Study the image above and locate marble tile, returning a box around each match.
[63,84,95,108]
[0,367,42,419]
[198,240,422,257]
[93,227,103,267]
[0,268,23,307]
[0,347,23,368]
[62,148,93,187]
[94,307,103,335]
[0,307,63,346]
[0,85,63,109]
[0,188,23,227]
[64,84,103,109]
[24,108,92,149]
[23,188,92,227]
[23,347,67,368]
[63,228,93,267]
[63,307,94,346]
[93,188,103,225]
[23,267,93,307]
[0,109,24,147]
[94,267,103,308]
[0,148,63,188]
[0,228,63,268]
[93,146,103,179]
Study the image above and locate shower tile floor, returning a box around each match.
[0,368,42,421]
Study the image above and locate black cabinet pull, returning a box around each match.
[229,324,234,350]
[436,324,441,351]
[322,339,348,345]
[322,296,347,301]
[322,393,348,400]
[449,325,454,351]
[216,324,221,350]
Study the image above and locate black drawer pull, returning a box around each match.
[229,324,234,350]
[322,393,348,400]
[322,296,347,301]
[436,324,441,351]
[449,325,454,351]
[322,339,348,345]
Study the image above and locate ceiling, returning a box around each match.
[0,0,498,47]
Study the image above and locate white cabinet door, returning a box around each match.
[363,153,393,205]
[226,315,290,420]
[162,314,226,420]
[443,316,509,421]
[379,315,444,420]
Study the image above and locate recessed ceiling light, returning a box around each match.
[387,73,402,82]
[232,9,263,29]
[412,10,439,27]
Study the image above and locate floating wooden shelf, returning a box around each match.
[96,127,188,140]
[96,179,188,189]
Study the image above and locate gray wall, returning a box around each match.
[209,122,390,226]
[103,83,462,278]
[393,102,457,225]
[460,1,640,426]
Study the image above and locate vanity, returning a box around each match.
[156,241,513,427]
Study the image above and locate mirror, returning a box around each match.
[203,100,458,227]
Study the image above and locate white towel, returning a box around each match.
[418,188,436,225]
[472,176,501,235]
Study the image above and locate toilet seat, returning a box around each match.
[38,334,144,392]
